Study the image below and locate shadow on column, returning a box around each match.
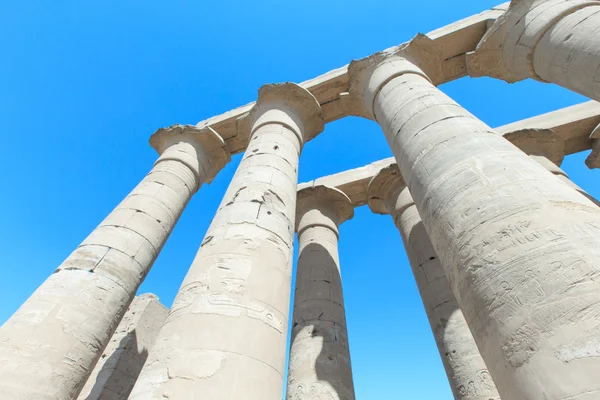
[288,242,354,400]
[408,220,500,399]
[81,329,148,400]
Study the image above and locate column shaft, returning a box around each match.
[533,2,600,100]
[0,159,197,399]
[351,54,600,399]
[287,187,355,400]
[77,293,168,400]
[130,84,322,400]
[0,125,228,399]
[392,187,500,400]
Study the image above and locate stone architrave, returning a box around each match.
[367,165,501,400]
[467,0,600,102]
[287,186,356,400]
[348,35,600,399]
[0,126,230,400]
[77,293,168,400]
[129,83,324,400]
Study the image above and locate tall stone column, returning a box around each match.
[0,126,229,400]
[129,83,324,400]
[367,165,500,400]
[530,154,600,206]
[467,0,600,102]
[77,293,168,400]
[349,37,600,399]
[287,186,356,400]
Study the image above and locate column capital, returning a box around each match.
[296,185,354,236]
[346,34,444,120]
[467,0,599,83]
[586,123,600,169]
[150,124,231,186]
[237,82,324,147]
[501,127,565,165]
[367,164,405,215]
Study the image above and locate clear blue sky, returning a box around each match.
[1,1,598,399]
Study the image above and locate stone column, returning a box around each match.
[348,36,600,399]
[0,126,229,400]
[467,0,600,102]
[77,293,168,400]
[367,165,500,400]
[129,83,324,400]
[287,186,356,400]
[531,154,600,207]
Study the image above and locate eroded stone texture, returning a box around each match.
[367,166,500,400]
[587,124,600,169]
[0,126,229,400]
[500,125,599,205]
[287,186,356,400]
[77,293,168,400]
[129,83,324,400]
[349,37,600,399]
[531,155,600,207]
[468,0,600,101]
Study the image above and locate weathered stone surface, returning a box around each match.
[0,128,229,400]
[367,166,501,400]
[468,0,600,101]
[501,128,565,165]
[586,123,600,169]
[287,186,355,400]
[531,155,600,207]
[129,83,323,400]
[350,48,600,399]
[77,294,168,400]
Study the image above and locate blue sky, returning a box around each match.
[1,1,598,399]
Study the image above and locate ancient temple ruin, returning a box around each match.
[1,1,600,399]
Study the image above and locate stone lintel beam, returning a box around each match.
[496,100,600,155]
[193,3,508,155]
[299,100,600,206]
[298,157,397,207]
[501,128,565,165]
